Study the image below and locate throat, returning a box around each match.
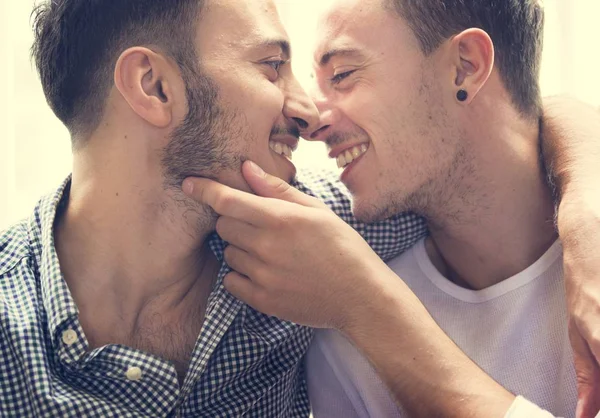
[84,304,208,384]
[425,230,557,291]
[75,250,220,382]
[130,321,201,383]
[426,238,477,289]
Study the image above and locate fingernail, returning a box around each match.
[182,179,194,195]
[248,161,265,177]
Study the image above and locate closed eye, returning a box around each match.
[265,60,288,73]
[331,70,356,85]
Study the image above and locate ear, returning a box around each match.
[114,47,177,128]
[449,28,494,104]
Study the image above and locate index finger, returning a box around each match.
[182,177,278,226]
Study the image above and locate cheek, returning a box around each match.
[340,87,395,140]
[249,85,285,125]
[215,69,285,123]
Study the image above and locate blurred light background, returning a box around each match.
[1,0,599,230]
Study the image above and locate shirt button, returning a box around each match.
[61,329,78,346]
[126,366,143,381]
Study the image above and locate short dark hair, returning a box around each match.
[31,0,204,142]
[386,0,545,118]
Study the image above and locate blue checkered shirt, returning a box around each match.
[0,168,426,417]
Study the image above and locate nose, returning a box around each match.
[307,93,336,143]
[283,76,320,137]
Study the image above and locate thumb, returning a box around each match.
[243,161,326,208]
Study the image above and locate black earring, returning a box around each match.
[457,89,468,102]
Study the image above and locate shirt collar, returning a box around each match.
[28,176,81,345]
[30,177,233,352]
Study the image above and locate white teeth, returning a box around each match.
[335,143,369,169]
[269,141,293,160]
[344,150,353,163]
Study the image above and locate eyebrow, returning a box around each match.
[255,39,291,60]
[319,48,364,66]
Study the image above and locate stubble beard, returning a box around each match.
[161,64,246,236]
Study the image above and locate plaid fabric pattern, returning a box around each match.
[0,168,427,417]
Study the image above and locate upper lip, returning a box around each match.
[328,142,369,159]
[270,135,299,151]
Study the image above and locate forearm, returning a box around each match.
[541,97,600,255]
[540,98,600,418]
[340,267,515,418]
[541,96,600,201]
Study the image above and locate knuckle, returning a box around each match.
[255,289,269,304]
[271,178,292,195]
[255,236,273,257]
[254,291,274,315]
[223,272,236,289]
[215,217,227,234]
[214,192,234,213]
[251,264,269,281]
[216,218,236,242]
[268,210,288,229]
[223,246,235,262]
[270,217,285,231]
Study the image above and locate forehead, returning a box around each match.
[198,0,289,57]
[314,0,409,64]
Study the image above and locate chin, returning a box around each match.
[351,197,386,223]
[351,193,402,224]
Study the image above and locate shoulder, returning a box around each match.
[0,219,37,318]
[0,219,32,277]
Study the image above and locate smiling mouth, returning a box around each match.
[335,143,369,168]
[269,140,294,160]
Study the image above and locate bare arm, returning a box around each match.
[541,97,600,418]
[183,165,529,418]
[342,266,516,417]
[542,97,600,201]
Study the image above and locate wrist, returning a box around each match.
[338,266,432,346]
[337,266,406,338]
[557,187,600,239]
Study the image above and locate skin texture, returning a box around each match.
[184,163,516,417]
[542,98,600,418]
[311,0,557,291]
[184,0,600,416]
[55,0,319,382]
[311,0,463,223]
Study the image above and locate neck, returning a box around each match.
[55,134,218,343]
[423,116,557,290]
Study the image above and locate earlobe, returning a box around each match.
[451,28,494,104]
[457,89,469,102]
[114,47,173,128]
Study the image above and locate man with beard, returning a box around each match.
[181,0,600,417]
[1,0,599,417]
[0,0,435,416]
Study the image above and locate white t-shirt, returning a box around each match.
[307,238,577,418]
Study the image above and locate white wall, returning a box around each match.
[1,0,72,230]
[0,0,15,228]
[1,1,599,230]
